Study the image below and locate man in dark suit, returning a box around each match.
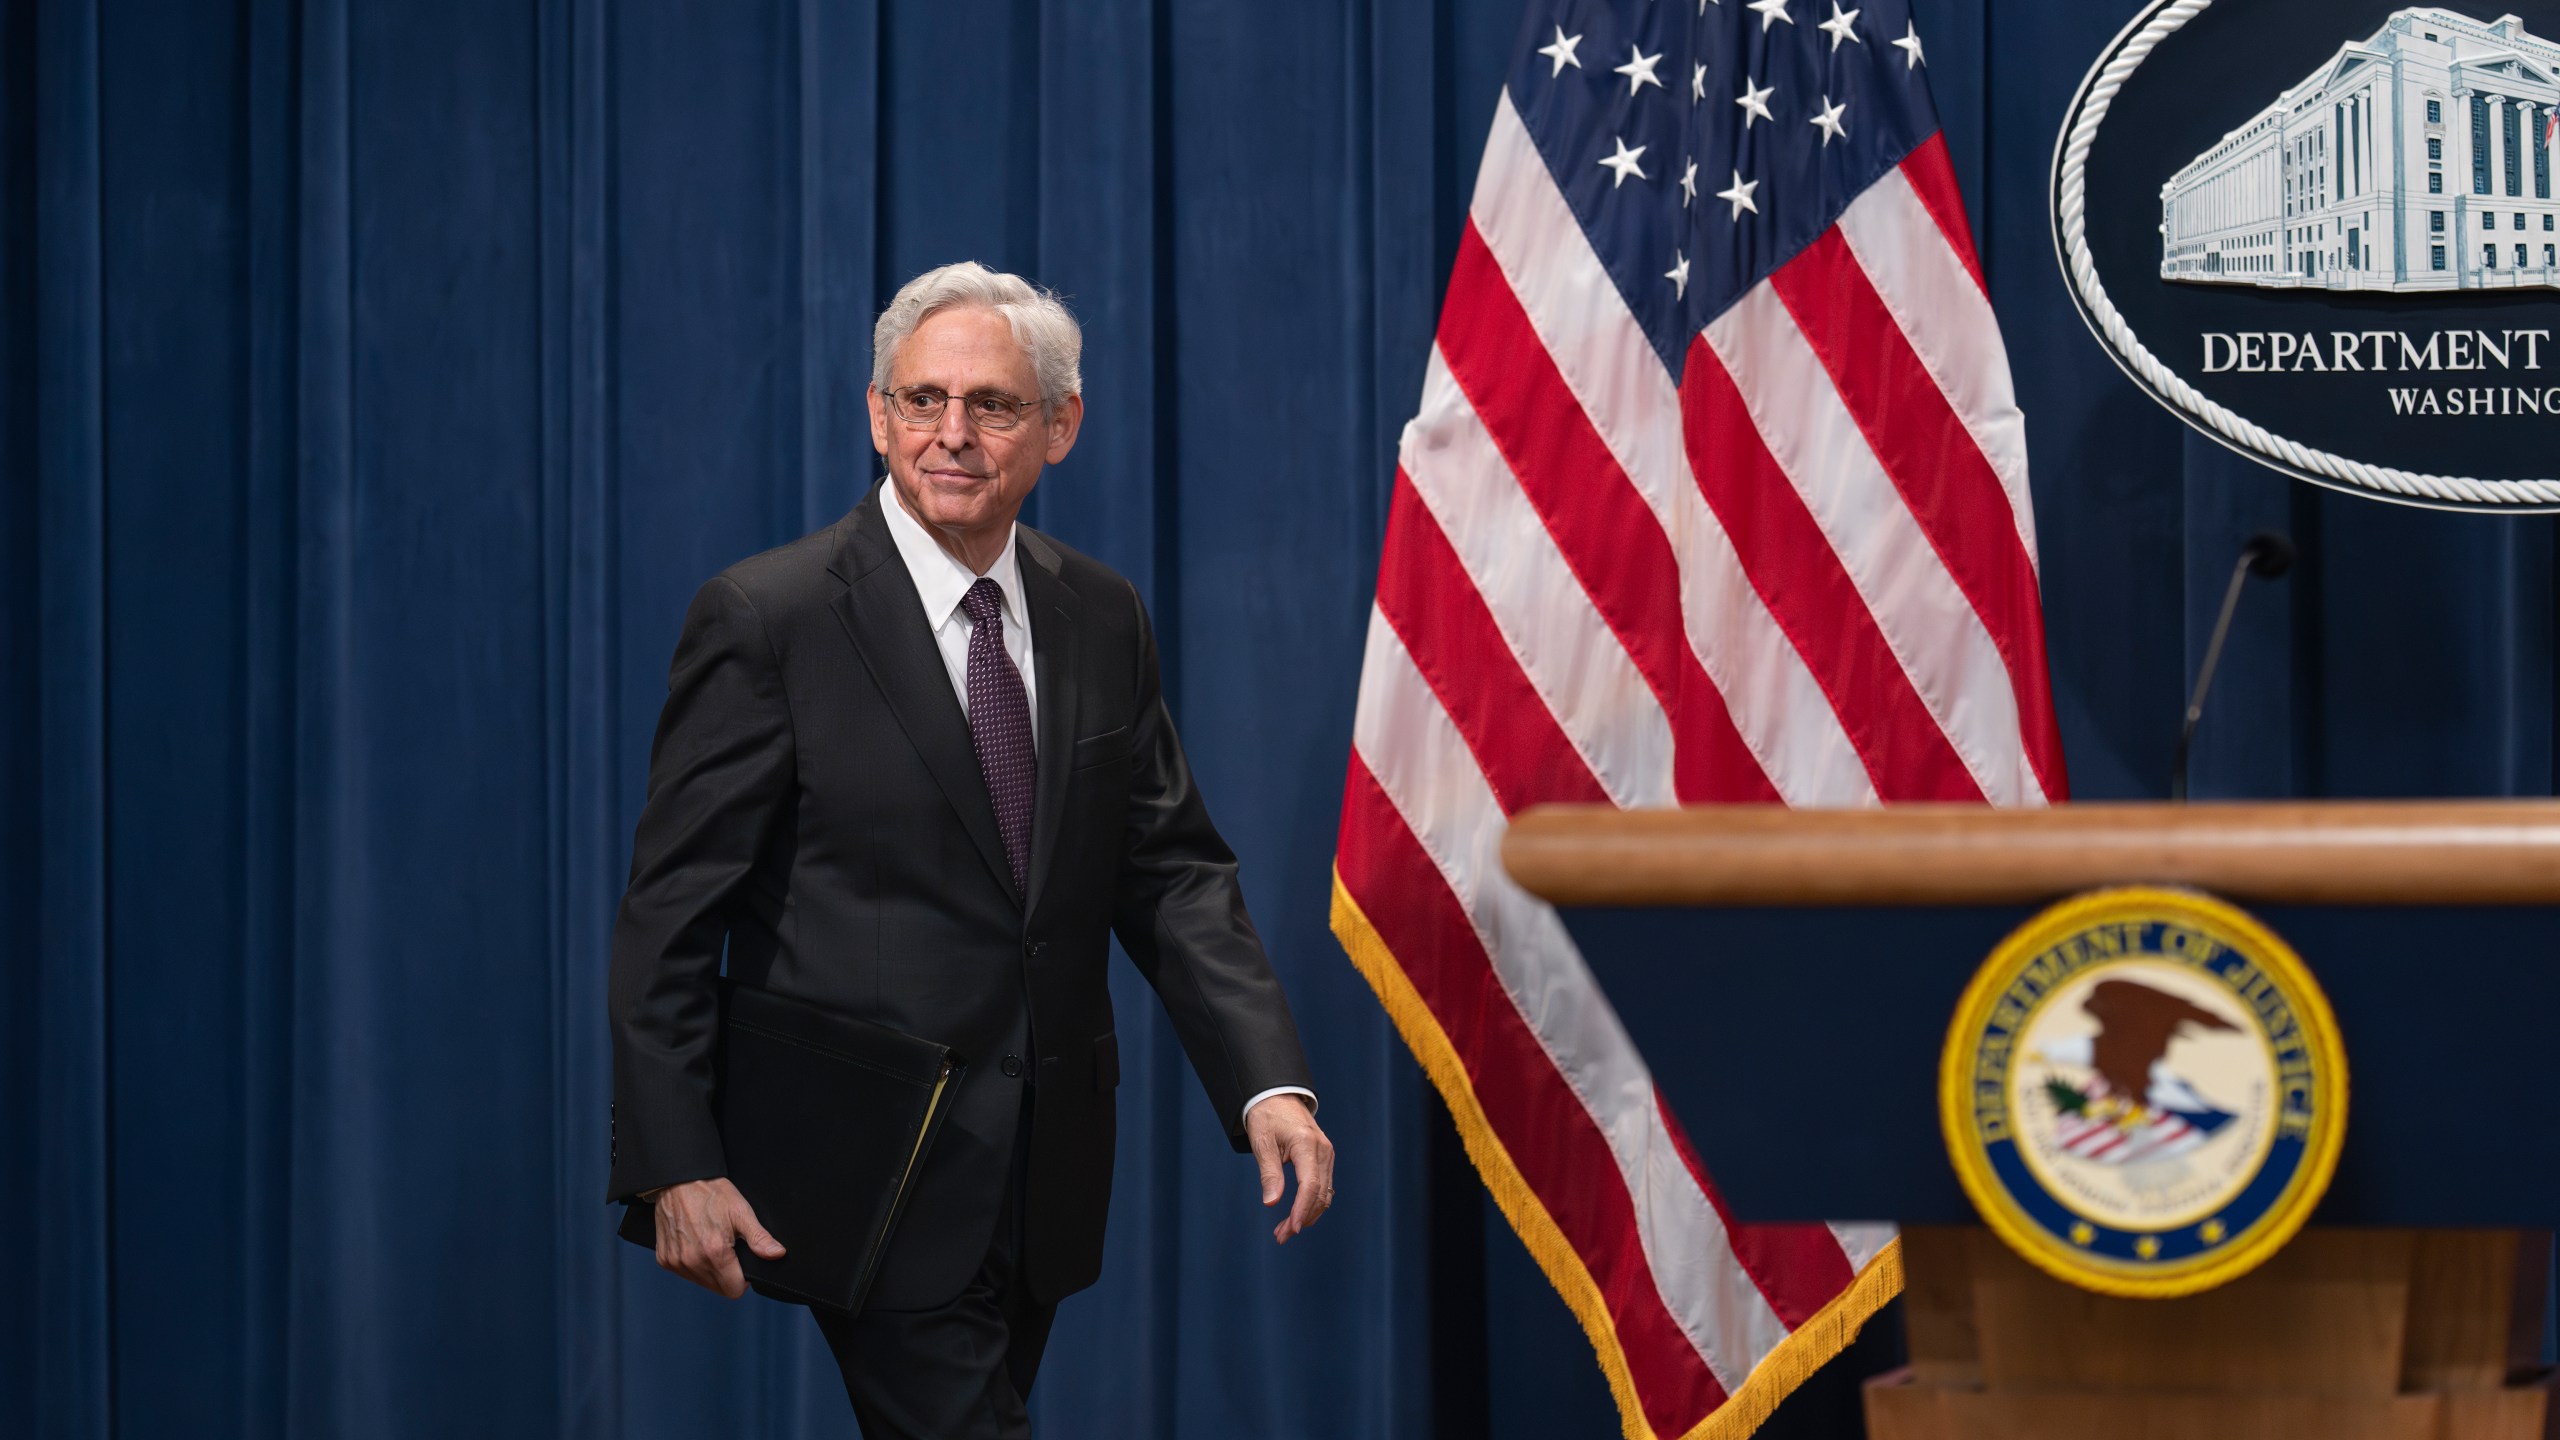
[606,261,1333,1438]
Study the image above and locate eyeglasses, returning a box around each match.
[882,386,1044,432]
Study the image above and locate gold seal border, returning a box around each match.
[1937,886,2350,1300]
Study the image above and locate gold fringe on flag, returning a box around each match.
[1331,868,1904,1440]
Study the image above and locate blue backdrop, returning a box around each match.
[8,1,2552,1438]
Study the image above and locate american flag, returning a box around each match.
[1331,1,2066,1436]
[2048,1076,2236,1167]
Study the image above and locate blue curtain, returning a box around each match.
[7,2,2552,1438]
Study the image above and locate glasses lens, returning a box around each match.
[967,393,1025,430]
[892,387,947,425]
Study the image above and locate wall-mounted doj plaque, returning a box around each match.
[2056,3,2560,509]
[1939,888,2348,1298]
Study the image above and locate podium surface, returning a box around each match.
[1506,801,2560,1440]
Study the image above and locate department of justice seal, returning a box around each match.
[1939,887,2348,1298]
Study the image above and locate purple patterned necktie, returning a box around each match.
[960,577,1034,895]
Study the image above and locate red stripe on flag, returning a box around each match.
[1436,225,1779,805]
[2081,1129,2133,1159]
[1678,335,1988,802]
[1898,133,1986,294]
[2054,1116,2107,1145]
[1378,477,1861,1333]
[1338,757,1729,1434]
[1653,1092,1858,1332]
[1372,477,1612,813]
[1767,229,2069,800]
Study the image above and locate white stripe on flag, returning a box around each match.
[1401,350,1675,809]
[1834,169,2041,570]
[2053,1115,2109,1147]
[1352,610,1792,1391]
[1827,1222,1897,1276]
[1704,284,2046,809]
[1468,90,1878,810]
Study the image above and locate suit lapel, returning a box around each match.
[1019,529,1081,922]
[826,489,1017,905]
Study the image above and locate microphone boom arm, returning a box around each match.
[2171,532,2294,802]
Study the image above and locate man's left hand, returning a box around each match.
[1245,1094,1335,1244]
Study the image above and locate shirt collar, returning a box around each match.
[879,481,1027,632]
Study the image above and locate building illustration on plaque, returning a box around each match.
[2161,9,2560,291]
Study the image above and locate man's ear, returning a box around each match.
[866,385,891,456]
[1044,394,1085,466]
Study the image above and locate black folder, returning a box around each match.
[618,979,963,1313]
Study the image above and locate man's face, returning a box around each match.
[867,306,1082,551]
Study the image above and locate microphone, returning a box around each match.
[2170,531,2295,801]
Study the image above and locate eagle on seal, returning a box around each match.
[2082,978,2239,1104]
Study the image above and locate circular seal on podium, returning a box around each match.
[1939,887,2349,1298]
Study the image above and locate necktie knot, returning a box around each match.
[961,577,1004,628]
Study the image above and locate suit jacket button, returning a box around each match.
[1001,1054,1024,1078]
[1022,938,1044,958]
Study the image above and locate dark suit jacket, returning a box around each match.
[606,484,1314,1308]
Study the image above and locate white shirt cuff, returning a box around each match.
[1242,1086,1317,1124]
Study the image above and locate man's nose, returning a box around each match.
[934,400,977,451]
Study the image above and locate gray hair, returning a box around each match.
[870,261,1083,403]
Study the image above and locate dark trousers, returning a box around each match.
[814,1096,1056,1439]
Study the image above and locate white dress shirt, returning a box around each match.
[879,489,1313,1126]
[880,482,1038,739]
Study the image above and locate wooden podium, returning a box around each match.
[1503,802,2560,1440]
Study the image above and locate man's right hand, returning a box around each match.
[648,1177,785,1299]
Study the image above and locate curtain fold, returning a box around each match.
[21,0,112,1434]
[9,1,1455,1435]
